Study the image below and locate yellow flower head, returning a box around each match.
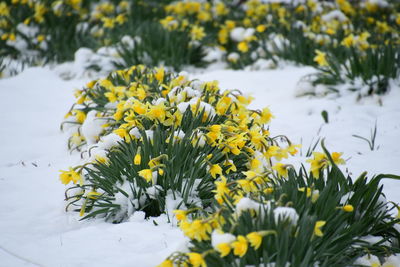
[307,152,328,179]
[238,41,249,53]
[73,110,86,124]
[249,158,261,170]
[187,252,206,267]
[313,50,328,67]
[134,153,141,165]
[173,209,187,221]
[232,235,248,257]
[272,163,289,178]
[190,25,206,41]
[342,204,354,212]
[216,243,231,257]
[147,103,167,123]
[59,168,82,185]
[157,259,173,267]
[314,220,326,237]
[331,152,345,165]
[259,107,274,124]
[113,128,129,139]
[154,67,165,83]
[246,232,263,249]
[209,164,222,179]
[256,24,266,33]
[138,169,153,182]
[341,34,354,48]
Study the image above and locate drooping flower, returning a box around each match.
[232,235,248,257]
[209,164,222,179]
[331,152,345,165]
[138,169,153,182]
[246,232,263,250]
[59,168,82,185]
[272,163,289,178]
[173,209,188,221]
[216,243,231,257]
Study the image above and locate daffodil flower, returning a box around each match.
[314,220,326,237]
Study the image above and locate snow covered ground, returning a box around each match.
[0,65,399,267]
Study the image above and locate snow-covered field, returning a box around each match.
[0,65,399,267]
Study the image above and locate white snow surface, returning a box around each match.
[0,64,399,266]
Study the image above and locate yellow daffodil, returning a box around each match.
[246,232,263,249]
[147,103,167,123]
[342,204,354,212]
[256,25,266,33]
[180,220,212,241]
[249,158,261,170]
[259,107,274,124]
[138,169,153,182]
[238,41,249,53]
[222,160,236,174]
[113,128,129,139]
[154,67,164,83]
[73,110,86,124]
[216,243,231,257]
[237,179,257,193]
[134,153,141,165]
[232,235,248,257]
[187,252,206,267]
[209,164,222,178]
[95,155,109,165]
[287,144,301,156]
[307,152,328,179]
[331,152,345,165]
[190,25,206,41]
[157,259,173,267]
[59,168,82,185]
[213,176,230,204]
[341,34,354,47]
[272,163,289,178]
[173,209,188,221]
[313,50,329,67]
[314,220,326,237]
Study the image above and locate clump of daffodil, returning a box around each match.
[159,142,400,266]
[61,65,296,225]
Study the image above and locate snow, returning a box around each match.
[273,207,299,226]
[0,64,399,266]
[235,197,262,214]
[321,10,348,22]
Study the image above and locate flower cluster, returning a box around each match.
[160,0,400,93]
[60,65,297,222]
[0,0,167,76]
[159,147,400,266]
[2,0,399,96]
[3,0,400,94]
